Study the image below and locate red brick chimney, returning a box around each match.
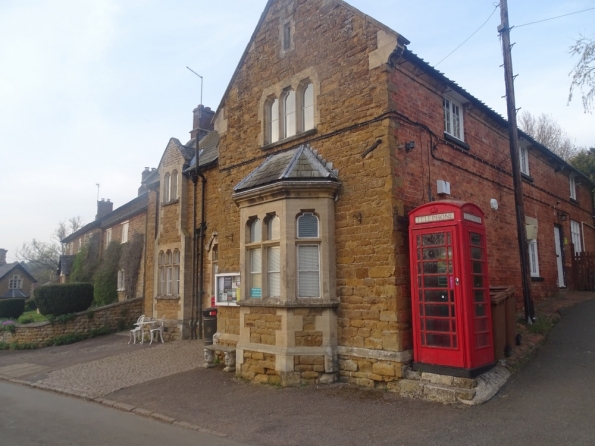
[0,249,6,266]
[96,199,113,220]
[190,105,215,141]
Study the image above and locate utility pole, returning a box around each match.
[498,0,535,323]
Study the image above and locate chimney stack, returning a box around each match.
[190,105,215,141]
[138,167,155,196]
[0,249,7,266]
[96,198,113,220]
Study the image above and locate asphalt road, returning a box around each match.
[0,380,250,446]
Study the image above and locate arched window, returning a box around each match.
[302,83,314,131]
[297,213,320,298]
[268,98,279,144]
[164,173,171,202]
[284,90,296,138]
[170,171,178,201]
[158,252,165,295]
[250,218,262,243]
[267,215,280,240]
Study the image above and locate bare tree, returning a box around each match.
[568,35,594,113]
[518,111,577,161]
[17,217,84,283]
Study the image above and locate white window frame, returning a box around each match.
[9,274,22,290]
[117,269,125,291]
[569,175,577,200]
[121,221,129,244]
[158,252,165,295]
[105,228,112,248]
[519,146,530,176]
[528,239,540,277]
[443,96,464,141]
[570,220,582,254]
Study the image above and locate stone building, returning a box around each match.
[0,250,37,299]
[61,0,595,389]
[134,0,594,388]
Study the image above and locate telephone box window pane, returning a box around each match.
[447,233,451,244]
[476,333,489,348]
[473,275,483,288]
[472,261,483,274]
[475,304,486,317]
[423,248,446,260]
[426,319,451,332]
[422,233,444,246]
[470,233,482,246]
[417,249,422,260]
[424,290,449,302]
[451,320,456,332]
[425,305,450,317]
[416,235,421,247]
[426,334,451,348]
[471,247,482,260]
[450,304,456,317]
[423,276,448,288]
[475,318,488,332]
[419,291,423,302]
[474,289,485,302]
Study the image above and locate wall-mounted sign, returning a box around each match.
[215,273,240,306]
[415,213,455,224]
[463,213,482,224]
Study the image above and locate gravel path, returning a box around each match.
[38,341,203,397]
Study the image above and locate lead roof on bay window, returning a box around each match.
[233,144,339,193]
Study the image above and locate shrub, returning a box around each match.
[0,298,25,319]
[34,283,94,316]
[1,320,16,333]
[93,241,121,306]
[24,298,37,312]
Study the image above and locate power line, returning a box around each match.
[515,6,595,29]
[435,3,500,67]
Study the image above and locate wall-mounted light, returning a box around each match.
[490,198,499,211]
[557,211,569,222]
[398,141,415,152]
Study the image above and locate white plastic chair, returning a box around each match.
[149,318,165,345]
[128,315,145,344]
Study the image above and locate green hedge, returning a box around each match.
[0,298,25,319]
[34,283,94,316]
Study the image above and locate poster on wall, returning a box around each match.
[215,273,240,306]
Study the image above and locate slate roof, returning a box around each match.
[0,262,37,283]
[1,289,28,299]
[57,255,76,276]
[185,130,220,172]
[62,192,149,243]
[234,145,340,192]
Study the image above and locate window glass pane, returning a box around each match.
[268,247,280,297]
[173,250,180,264]
[171,171,178,200]
[250,219,262,242]
[470,233,481,246]
[452,103,461,139]
[471,247,482,260]
[268,215,280,240]
[303,83,314,131]
[298,245,319,297]
[270,99,279,143]
[472,261,483,274]
[424,290,449,302]
[166,267,172,295]
[423,276,448,288]
[444,99,451,134]
[250,249,262,297]
[166,251,172,264]
[298,213,318,238]
[474,289,485,303]
[422,233,444,246]
[164,173,170,202]
[285,90,296,138]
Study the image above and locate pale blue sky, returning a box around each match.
[1,0,593,263]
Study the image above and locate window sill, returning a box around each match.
[521,173,534,183]
[530,277,544,282]
[156,295,181,301]
[262,128,317,151]
[238,297,339,308]
[570,198,580,206]
[443,132,470,151]
[162,199,179,207]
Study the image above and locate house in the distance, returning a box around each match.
[0,249,37,299]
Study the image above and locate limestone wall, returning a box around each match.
[0,298,142,347]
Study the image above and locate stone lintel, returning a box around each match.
[338,346,413,363]
[238,298,340,308]
[232,180,340,205]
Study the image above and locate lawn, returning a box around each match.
[18,310,47,324]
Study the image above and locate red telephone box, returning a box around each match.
[409,200,494,377]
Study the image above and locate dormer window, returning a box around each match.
[443,96,464,141]
[9,274,22,290]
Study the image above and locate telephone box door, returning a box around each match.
[411,228,464,368]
